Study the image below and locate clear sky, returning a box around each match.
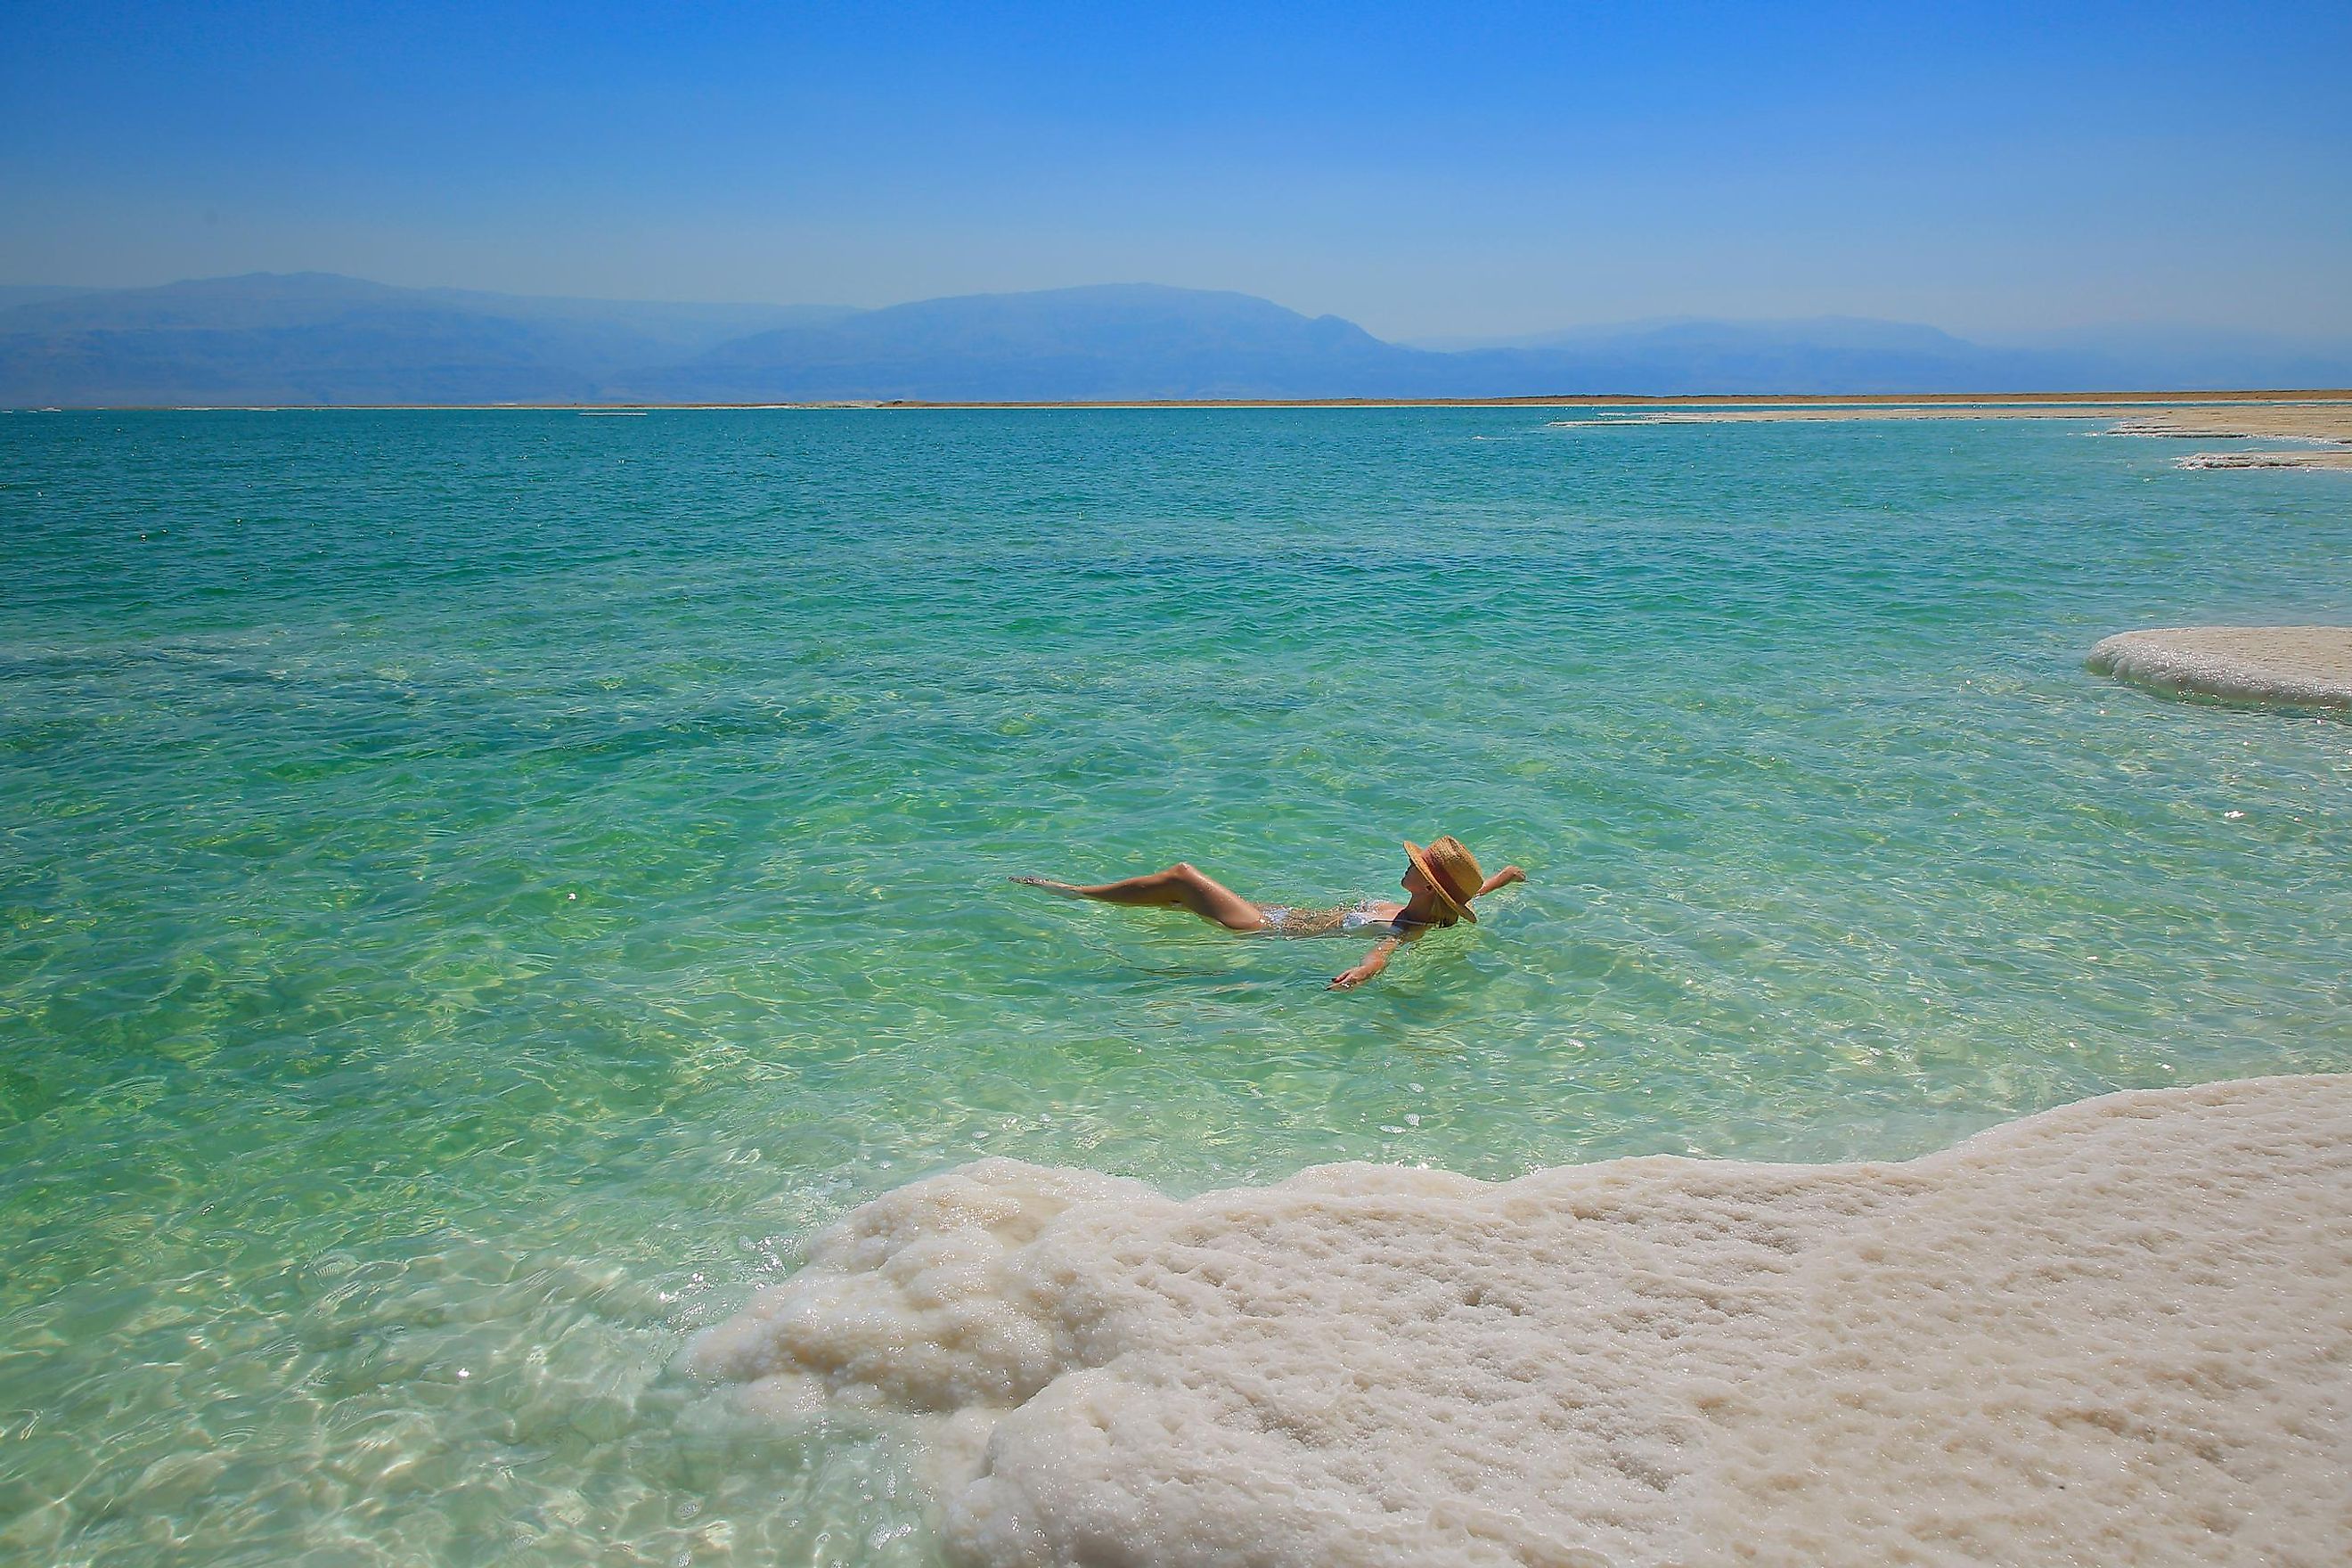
[4,0,2348,340]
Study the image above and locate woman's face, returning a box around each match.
[1401,862,1428,896]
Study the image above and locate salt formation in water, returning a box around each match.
[2089,625,2352,709]
[690,1076,2352,1567]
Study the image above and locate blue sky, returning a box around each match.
[4,1,2348,339]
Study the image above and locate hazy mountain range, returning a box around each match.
[4,273,2348,405]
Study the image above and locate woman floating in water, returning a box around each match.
[1015,836,1525,990]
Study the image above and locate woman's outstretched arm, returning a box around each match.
[1332,864,1522,989]
[1329,932,1410,990]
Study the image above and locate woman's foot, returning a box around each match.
[1009,875,1086,897]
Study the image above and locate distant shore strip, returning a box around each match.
[40,392,2352,470]
[24,388,2352,412]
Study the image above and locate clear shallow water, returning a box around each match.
[2,408,2347,1564]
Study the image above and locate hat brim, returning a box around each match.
[1402,840,1476,925]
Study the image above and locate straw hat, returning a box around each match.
[1403,836,1483,924]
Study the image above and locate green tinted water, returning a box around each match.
[2,409,2347,1564]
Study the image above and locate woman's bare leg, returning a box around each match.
[1011,863,1264,931]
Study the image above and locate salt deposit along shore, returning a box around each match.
[690,1074,2352,1568]
[2090,627,2352,710]
[1560,398,2352,470]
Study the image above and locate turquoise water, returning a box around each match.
[3,408,2348,1564]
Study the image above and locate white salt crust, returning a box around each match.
[690,1076,2352,1567]
[2174,451,2352,470]
[2088,626,2352,710]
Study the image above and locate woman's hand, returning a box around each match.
[1329,935,1402,990]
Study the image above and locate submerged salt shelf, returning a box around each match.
[2089,626,2352,711]
[693,1075,2352,1568]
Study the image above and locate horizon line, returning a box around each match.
[16,389,2352,413]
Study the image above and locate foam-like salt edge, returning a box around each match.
[2175,450,2352,470]
[690,1075,2352,1567]
[2088,626,2352,711]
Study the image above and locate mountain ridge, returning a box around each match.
[5,274,2349,404]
